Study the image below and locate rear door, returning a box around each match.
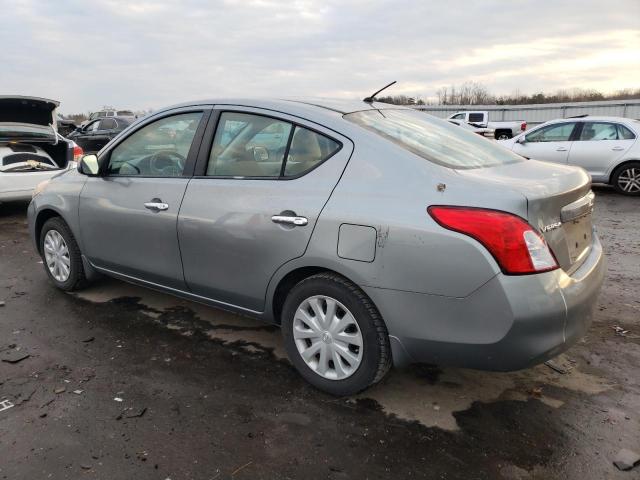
[178,107,353,312]
[567,122,637,179]
[79,108,209,289]
[512,122,578,164]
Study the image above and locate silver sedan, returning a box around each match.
[28,98,605,395]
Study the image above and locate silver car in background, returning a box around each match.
[28,99,605,395]
[500,116,640,195]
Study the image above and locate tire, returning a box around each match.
[611,161,640,196]
[281,272,391,396]
[495,131,512,140]
[39,217,88,291]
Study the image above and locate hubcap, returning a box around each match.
[293,295,363,380]
[43,230,71,282]
[618,167,640,193]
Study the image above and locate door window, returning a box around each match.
[468,113,484,123]
[207,112,292,177]
[284,126,341,176]
[525,122,576,142]
[86,120,101,132]
[107,112,202,177]
[99,118,117,130]
[617,124,636,140]
[451,113,465,120]
[579,122,618,141]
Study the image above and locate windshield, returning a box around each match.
[345,110,524,169]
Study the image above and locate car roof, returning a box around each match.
[552,116,635,123]
[152,97,411,118]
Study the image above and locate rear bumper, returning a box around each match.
[364,233,605,370]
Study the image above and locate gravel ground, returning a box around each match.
[0,186,638,479]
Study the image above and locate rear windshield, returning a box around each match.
[345,109,524,169]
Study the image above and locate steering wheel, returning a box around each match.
[149,150,186,175]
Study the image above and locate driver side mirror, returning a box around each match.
[517,136,527,144]
[78,154,100,176]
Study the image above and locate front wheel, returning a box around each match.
[281,273,391,396]
[40,217,88,291]
[495,131,512,140]
[612,162,640,196]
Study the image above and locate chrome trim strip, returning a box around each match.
[561,191,595,223]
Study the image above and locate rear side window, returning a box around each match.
[206,112,340,178]
[284,127,340,177]
[468,113,484,123]
[617,124,636,140]
[100,118,117,130]
[345,109,523,170]
[526,123,576,142]
[207,112,292,177]
[579,122,618,141]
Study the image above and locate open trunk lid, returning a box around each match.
[0,96,59,143]
[458,160,594,273]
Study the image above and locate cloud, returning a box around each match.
[0,0,638,112]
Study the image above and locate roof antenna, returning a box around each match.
[363,81,397,103]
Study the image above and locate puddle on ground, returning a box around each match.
[75,278,614,431]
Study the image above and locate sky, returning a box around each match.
[1,0,638,113]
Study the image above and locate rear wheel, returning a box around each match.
[281,272,391,396]
[495,130,512,140]
[40,217,88,291]
[612,162,640,196]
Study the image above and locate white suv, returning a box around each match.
[500,116,640,195]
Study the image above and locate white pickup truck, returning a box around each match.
[448,111,526,140]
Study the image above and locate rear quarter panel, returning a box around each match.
[287,125,530,299]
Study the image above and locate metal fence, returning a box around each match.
[412,99,640,126]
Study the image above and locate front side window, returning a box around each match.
[525,122,576,143]
[86,120,100,132]
[451,113,465,120]
[579,122,618,141]
[107,112,202,177]
[345,109,523,169]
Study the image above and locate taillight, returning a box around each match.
[520,122,527,131]
[73,144,83,161]
[427,206,558,275]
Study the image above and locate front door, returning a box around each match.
[178,108,353,312]
[568,121,637,179]
[79,110,207,289]
[513,121,578,164]
[74,120,100,152]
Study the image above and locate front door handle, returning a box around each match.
[144,201,169,211]
[556,147,568,152]
[271,215,308,226]
[612,146,625,151]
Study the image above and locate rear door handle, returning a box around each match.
[612,146,625,151]
[271,215,308,226]
[144,202,169,211]
[556,147,568,152]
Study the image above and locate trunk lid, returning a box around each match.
[0,96,59,143]
[457,160,594,273]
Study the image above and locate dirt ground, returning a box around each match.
[1,186,638,479]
